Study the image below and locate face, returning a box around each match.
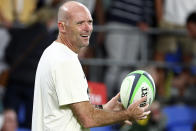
[1,110,18,131]
[187,22,196,38]
[65,6,93,49]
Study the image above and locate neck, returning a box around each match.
[56,34,79,54]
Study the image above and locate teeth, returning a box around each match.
[81,35,88,37]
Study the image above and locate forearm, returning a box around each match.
[89,107,129,127]
[70,102,129,128]
[70,96,149,128]
[155,0,163,24]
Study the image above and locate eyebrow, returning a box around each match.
[76,19,93,24]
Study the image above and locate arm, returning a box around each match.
[155,0,164,24]
[70,101,128,128]
[0,11,12,28]
[70,96,150,128]
[94,0,105,45]
[94,0,105,26]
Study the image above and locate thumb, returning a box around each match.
[113,93,120,101]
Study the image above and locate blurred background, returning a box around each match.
[0,0,196,131]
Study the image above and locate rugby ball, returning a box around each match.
[120,70,155,108]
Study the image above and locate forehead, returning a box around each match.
[69,6,92,22]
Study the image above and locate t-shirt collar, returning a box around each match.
[54,41,78,57]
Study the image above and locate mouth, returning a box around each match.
[81,34,89,38]
[80,34,90,40]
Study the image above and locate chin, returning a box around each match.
[83,42,90,47]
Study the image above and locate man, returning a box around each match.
[186,12,196,39]
[32,1,150,131]
[185,11,196,105]
[186,12,196,65]
[154,0,196,97]
[186,11,196,63]
[1,109,18,131]
[104,0,154,99]
[155,0,196,62]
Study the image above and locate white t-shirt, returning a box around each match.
[32,41,89,131]
[164,0,196,25]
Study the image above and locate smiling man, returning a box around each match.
[31,1,150,131]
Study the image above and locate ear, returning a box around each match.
[58,22,66,33]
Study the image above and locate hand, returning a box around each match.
[124,120,132,126]
[137,22,149,31]
[103,93,133,125]
[103,93,123,111]
[126,96,151,121]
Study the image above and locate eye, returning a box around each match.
[88,20,93,25]
[77,21,84,25]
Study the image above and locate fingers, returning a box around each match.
[138,111,151,120]
[134,96,147,106]
[143,104,149,112]
[138,116,147,120]
[143,110,151,116]
[126,96,151,121]
[124,120,132,125]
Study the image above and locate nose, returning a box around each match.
[83,22,92,32]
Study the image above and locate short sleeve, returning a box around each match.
[53,60,89,106]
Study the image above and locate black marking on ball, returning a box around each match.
[140,86,148,107]
[127,73,141,108]
[143,72,154,93]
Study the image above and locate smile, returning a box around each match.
[81,35,89,38]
